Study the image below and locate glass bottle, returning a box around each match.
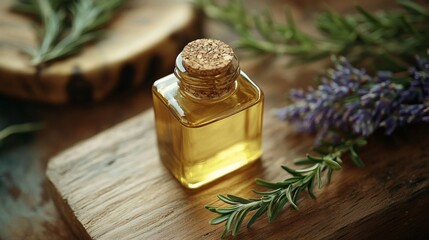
[152,39,264,188]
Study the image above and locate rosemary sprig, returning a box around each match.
[206,138,367,237]
[15,0,124,66]
[196,0,429,70]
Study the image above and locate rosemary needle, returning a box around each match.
[0,123,44,142]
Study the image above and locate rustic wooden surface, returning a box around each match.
[46,108,429,240]
[0,0,201,104]
[1,0,429,239]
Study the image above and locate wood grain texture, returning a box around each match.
[2,0,429,239]
[0,0,201,104]
[46,108,429,239]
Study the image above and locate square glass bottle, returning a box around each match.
[152,39,264,188]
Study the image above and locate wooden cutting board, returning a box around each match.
[46,108,429,239]
[0,0,201,104]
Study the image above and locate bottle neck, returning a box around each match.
[174,53,240,101]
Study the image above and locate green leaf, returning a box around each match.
[218,194,238,205]
[267,195,277,222]
[312,147,329,155]
[0,122,43,141]
[232,208,251,236]
[294,159,314,165]
[282,165,313,177]
[255,178,282,189]
[281,177,303,185]
[227,194,251,204]
[302,173,314,184]
[307,177,316,199]
[247,203,267,228]
[306,154,324,163]
[326,167,334,184]
[253,12,274,41]
[252,188,281,196]
[222,210,238,238]
[210,207,237,214]
[210,214,230,225]
[399,15,420,37]
[322,156,342,170]
[354,138,367,147]
[398,0,429,16]
[205,205,217,213]
[315,166,322,189]
[281,165,304,176]
[293,184,306,203]
[356,5,381,26]
[285,185,298,210]
[271,194,288,220]
[256,177,300,189]
[297,164,320,174]
[350,146,365,168]
[285,8,296,36]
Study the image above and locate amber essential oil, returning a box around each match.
[152,39,264,188]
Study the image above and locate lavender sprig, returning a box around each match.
[277,57,429,142]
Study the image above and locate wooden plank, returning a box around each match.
[0,0,201,104]
[46,108,429,239]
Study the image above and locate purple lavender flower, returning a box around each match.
[277,57,429,141]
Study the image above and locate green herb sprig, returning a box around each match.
[196,0,429,70]
[206,138,367,237]
[14,0,124,66]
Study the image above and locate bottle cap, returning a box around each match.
[181,39,234,76]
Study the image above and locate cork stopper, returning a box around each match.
[181,39,234,76]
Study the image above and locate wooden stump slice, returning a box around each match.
[0,0,201,104]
